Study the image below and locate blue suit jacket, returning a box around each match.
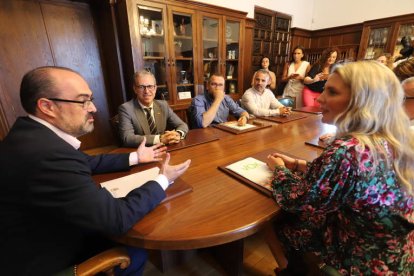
[0,117,165,275]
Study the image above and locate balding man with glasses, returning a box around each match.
[189,74,249,128]
[0,66,191,275]
[118,70,188,147]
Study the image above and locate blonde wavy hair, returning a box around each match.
[332,61,414,194]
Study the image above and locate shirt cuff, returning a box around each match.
[176,130,185,139]
[154,135,161,144]
[155,174,169,190]
[129,152,138,166]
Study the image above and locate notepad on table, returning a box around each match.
[222,122,256,130]
[225,157,273,191]
[101,167,160,198]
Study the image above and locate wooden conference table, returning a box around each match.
[93,113,333,275]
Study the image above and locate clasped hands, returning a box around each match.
[160,130,181,145]
[266,152,304,172]
[136,137,191,184]
[279,106,292,117]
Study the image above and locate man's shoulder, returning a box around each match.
[119,99,135,110]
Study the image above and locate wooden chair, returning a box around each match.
[55,247,130,276]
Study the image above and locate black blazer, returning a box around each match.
[0,117,165,275]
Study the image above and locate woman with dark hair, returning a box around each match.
[281,45,310,108]
[303,47,339,107]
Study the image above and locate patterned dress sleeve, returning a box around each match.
[272,139,358,227]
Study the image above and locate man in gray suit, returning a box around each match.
[119,70,188,147]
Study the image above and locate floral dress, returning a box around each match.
[272,136,414,275]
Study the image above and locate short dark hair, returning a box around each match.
[20,66,79,114]
[208,73,225,83]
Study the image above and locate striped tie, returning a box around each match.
[144,107,157,134]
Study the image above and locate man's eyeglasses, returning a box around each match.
[47,98,95,110]
[209,82,224,88]
[404,96,414,101]
[135,84,156,91]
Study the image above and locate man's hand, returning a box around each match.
[279,106,292,117]
[237,115,248,126]
[136,137,167,163]
[161,153,191,184]
[160,130,181,145]
[212,88,225,103]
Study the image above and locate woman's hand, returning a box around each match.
[267,153,302,172]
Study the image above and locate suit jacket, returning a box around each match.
[0,117,166,275]
[118,99,188,147]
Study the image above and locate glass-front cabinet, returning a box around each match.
[363,26,391,59]
[358,14,414,61]
[393,22,414,58]
[199,12,243,97]
[120,0,247,115]
[136,4,197,105]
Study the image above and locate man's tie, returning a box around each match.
[144,107,157,134]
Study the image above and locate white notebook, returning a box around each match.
[225,157,273,191]
[101,167,160,198]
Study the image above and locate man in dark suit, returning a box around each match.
[0,66,191,275]
[118,70,189,147]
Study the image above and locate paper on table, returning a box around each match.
[225,157,273,191]
[221,122,256,130]
[101,167,160,198]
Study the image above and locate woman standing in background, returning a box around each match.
[303,47,339,107]
[281,45,310,108]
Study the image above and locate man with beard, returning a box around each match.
[189,74,249,128]
[242,69,291,117]
[0,66,191,275]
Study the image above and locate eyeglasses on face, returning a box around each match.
[135,84,156,91]
[404,96,414,101]
[47,98,95,110]
[209,82,224,88]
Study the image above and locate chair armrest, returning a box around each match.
[76,247,130,276]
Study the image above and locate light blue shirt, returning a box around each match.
[190,91,247,128]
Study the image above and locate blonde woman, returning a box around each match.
[281,45,310,108]
[268,61,414,274]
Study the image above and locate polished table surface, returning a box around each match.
[94,115,333,251]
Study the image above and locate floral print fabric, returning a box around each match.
[272,136,414,275]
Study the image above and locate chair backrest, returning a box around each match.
[186,107,195,129]
[109,114,122,146]
[277,97,296,109]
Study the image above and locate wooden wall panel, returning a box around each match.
[0,0,54,136]
[41,1,113,149]
[243,18,255,93]
[0,0,115,148]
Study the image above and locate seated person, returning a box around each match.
[190,74,249,128]
[0,66,191,275]
[402,77,414,128]
[242,69,291,117]
[266,61,414,275]
[118,70,188,147]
